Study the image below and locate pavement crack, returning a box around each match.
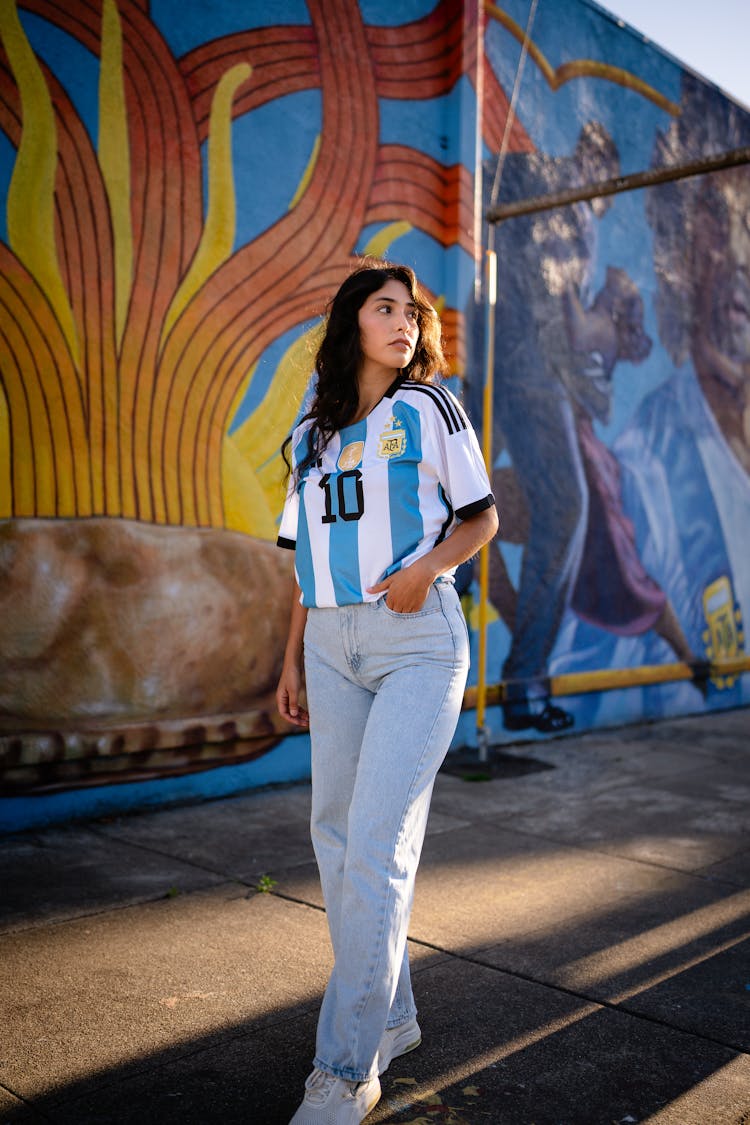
[482,817,749,886]
[402,935,750,1057]
[0,1078,57,1121]
[85,825,233,880]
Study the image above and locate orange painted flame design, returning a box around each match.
[0,0,531,531]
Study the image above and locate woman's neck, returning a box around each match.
[350,365,402,423]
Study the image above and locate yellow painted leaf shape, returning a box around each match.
[0,0,79,364]
[236,323,321,520]
[221,434,277,539]
[161,62,252,346]
[244,324,321,469]
[289,134,321,209]
[364,221,412,258]
[485,2,680,116]
[99,0,132,350]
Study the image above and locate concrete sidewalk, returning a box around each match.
[1,709,749,1124]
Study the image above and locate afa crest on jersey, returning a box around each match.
[378,417,406,459]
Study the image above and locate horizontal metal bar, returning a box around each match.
[461,655,750,710]
[485,146,750,223]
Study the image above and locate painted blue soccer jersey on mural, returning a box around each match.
[277,376,494,607]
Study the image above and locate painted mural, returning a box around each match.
[0,0,501,799]
[475,1,750,735]
[0,0,748,818]
[545,70,750,727]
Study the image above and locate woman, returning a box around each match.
[276,262,498,1125]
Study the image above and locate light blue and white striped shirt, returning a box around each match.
[277,376,494,608]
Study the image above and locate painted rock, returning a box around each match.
[0,519,297,791]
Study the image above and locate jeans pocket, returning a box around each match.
[380,585,441,619]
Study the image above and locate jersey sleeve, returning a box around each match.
[432,388,494,520]
[276,428,302,550]
[276,478,298,550]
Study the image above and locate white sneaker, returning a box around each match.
[289,1067,381,1124]
[377,1018,422,1074]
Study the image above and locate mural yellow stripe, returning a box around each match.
[484,2,680,117]
[221,435,277,539]
[98,0,132,352]
[0,1,80,366]
[160,63,252,348]
[363,221,412,259]
[288,134,321,210]
[160,62,251,527]
[255,455,288,526]
[234,323,321,473]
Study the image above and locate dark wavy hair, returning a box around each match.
[282,261,446,481]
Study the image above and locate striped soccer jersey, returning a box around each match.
[277,375,494,608]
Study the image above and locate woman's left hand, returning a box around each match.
[368,558,435,614]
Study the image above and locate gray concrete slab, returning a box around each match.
[12,958,748,1124]
[94,785,470,884]
[0,881,442,1111]
[0,1088,46,1124]
[614,709,749,746]
[431,733,737,830]
[0,827,224,934]
[435,757,749,872]
[95,785,317,882]
[1,708,748,1124]
[411,819,750,1050]
[368,959,750,1125]
[0,883,330,1103]
[700,846,750,886]
[412,822,684,951]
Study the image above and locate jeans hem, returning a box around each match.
[385,1011,417,1030]
[312,1056,374,1084]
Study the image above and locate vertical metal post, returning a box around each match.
[476,249,497,763]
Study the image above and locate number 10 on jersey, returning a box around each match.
[320,471,365,523]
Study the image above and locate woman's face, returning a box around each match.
[357,278,420,373]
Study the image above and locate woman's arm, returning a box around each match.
[368,505,499,614]
[275,581,310,726]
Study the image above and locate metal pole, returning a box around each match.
[476,249,497,764]
[461,654,750,710]
[485,145,750,224]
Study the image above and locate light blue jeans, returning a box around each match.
[303,581,470,1082]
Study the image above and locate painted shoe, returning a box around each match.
[289,1068,381,1124]
[503,702,574,733]
[377,1018,422,1074]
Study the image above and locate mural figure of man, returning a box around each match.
[560,268,695,664]
[476,122,620,732]
[552,76,750,714]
